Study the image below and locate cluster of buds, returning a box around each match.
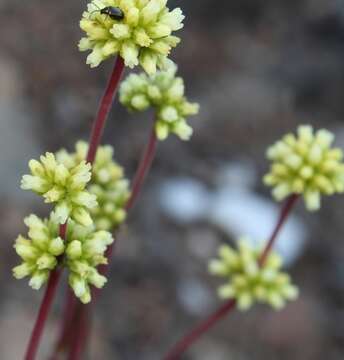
[264,125,344,211]
[13,214,64,290]
[14,0,190,304]
[15,142,126,302]
[21,153,97,226]
[19,0,343,322]
[79,0,184,73]
[56,141,130,231]
[119,65,199,140]
[66,223,114,303]
[209,239,299,311]
[13,213,114,303]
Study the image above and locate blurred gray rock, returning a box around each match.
[0,56,41,201]
[159,162,307,266]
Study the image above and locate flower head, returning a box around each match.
[66,222,114,303]
[56,141,130,231]
[13,214,65,290]
[21,153,97,226]
[264,125,344,211]
[13,214,114,303]
[209,239,299,311]
[119,64,199,140]
[79,0,184,73]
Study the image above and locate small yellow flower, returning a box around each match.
[119,64,199,140]
[209,239,299,311]
[79,0,184,74]
[56,141,130,231]
[21,153,97,226]
[13,213,114,303]
[66,222,114,304]
[13,214,65,290]
[264,125,344,211]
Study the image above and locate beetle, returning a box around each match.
[92,6,125,21]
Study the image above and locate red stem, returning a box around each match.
[258,194,299,266]
[49,288,78,360]
[84,124,157,286]
[86,56,125,164]
[163,194,299,359]
[95,123,158,282]
[125,125,158,211]
[164,299,236,360]
[67,123,158,360]
[52,57,125,359]
[24,223,67,360]
[67,306,89,360]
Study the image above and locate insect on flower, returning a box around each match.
[90,5,125,21]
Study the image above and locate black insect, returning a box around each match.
[93,6,125,21]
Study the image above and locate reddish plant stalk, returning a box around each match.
[24,223,67,360]
[86,56,125,164]
[67,306,89,360]
[258,194,299,266]
[50,56,125,359]
[164,299,236,360]
[97,123,158,277]
[163,194,299,360]
[67,123,159,360]
[125,126,158,211]
[49,288,78,360]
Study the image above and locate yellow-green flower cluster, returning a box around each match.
[56,141,130,231]
[79,0,184,73]
[119,65,199,140]
[66,222,114,303]
[264,125,344,211]
[13,214,114,303]
[21,153,97,226]
[209,239,299,311]
[13,214,64,290]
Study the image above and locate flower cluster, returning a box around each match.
[21,153,97,226]
[79,0,184,73]
[66,223,114,303]
[209,239,299,311]
[119,65,199,140]
[264,125,344,211]
[56,141,130,231]
[13,214,64,290]
[13,214,114,303]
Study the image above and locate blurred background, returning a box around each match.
[1,0,344,359]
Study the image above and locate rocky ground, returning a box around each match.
[1,0,344,359]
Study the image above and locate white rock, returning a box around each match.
[177,278,215,316]
[158,162,307,266]
[208,187,307,266]
[159,177,210,223]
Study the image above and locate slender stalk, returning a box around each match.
[163,194,299,359]
[125,126,158,211]
[24,223,67,360]
[164,299,236,360]
[67,306,89,360]
[258,194,299,266]
[49,289,78,360]
[50,56,125,359]
[67,122,158,360]
[86,56,125,164]
[97,123,158,278]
